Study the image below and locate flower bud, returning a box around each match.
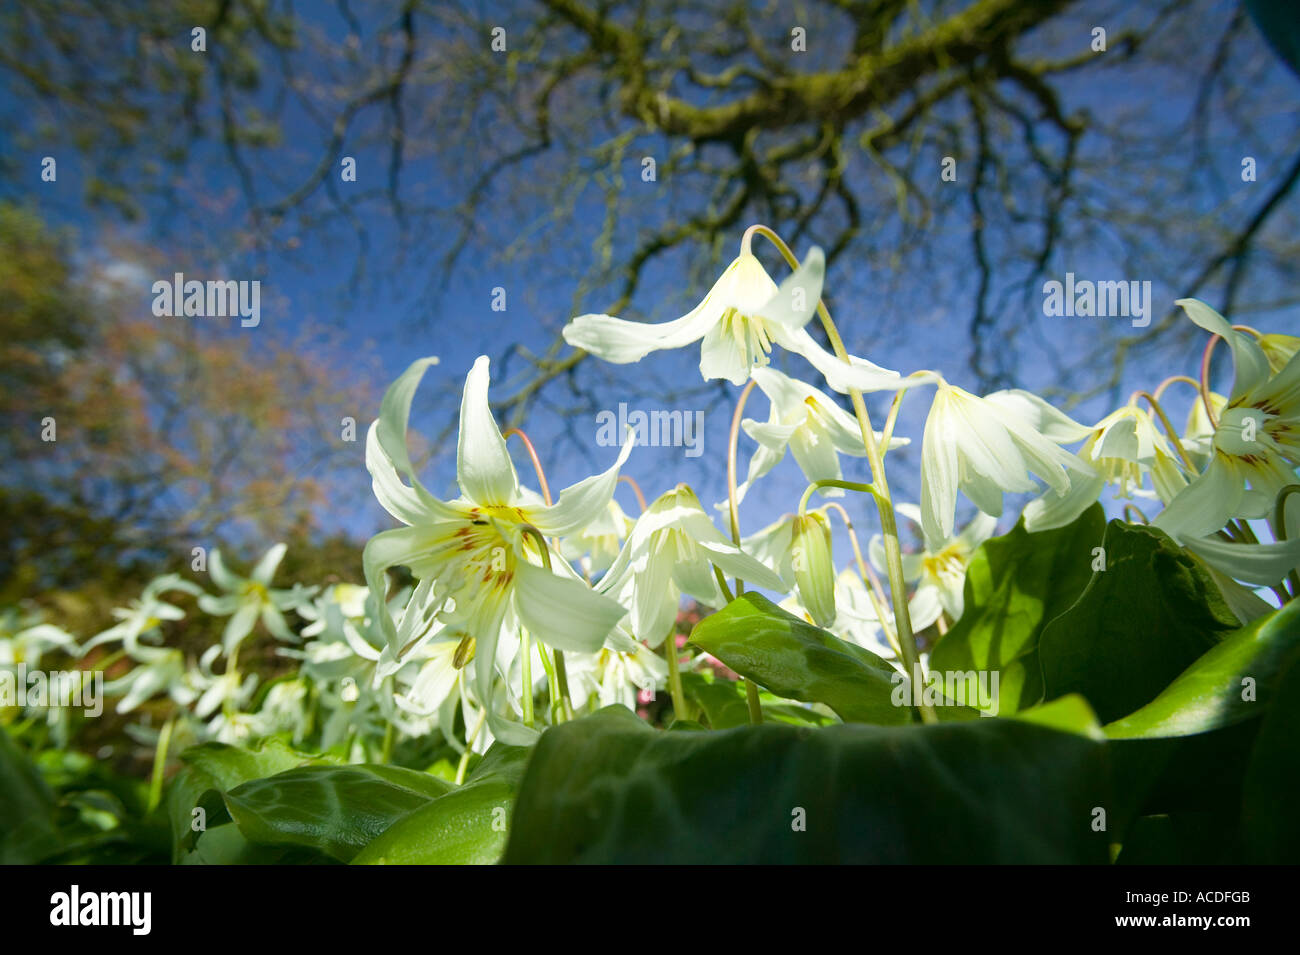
[453,633,477,670]
[791,512,835,628]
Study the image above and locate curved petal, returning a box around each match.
[1023,470,1107,533]
[1153,455,1243,540]
[984,389,1093,444]
[207,549,241,593]
[755,246,824,330]
[776,325,904,395]
[375,356,441,492]
[696,539,789,593]
[457,356,519,506]
[631,548,681,643]
[250,543,287,587]
[1177,299,1271,401]
[698,319,755,385]
[788,423,844,491]
[528,431,634,537]
[1184,534,1300,587]
[921,395,959,544]
[513,560,626,653]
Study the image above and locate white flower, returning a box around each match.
[597,485,787,645]
[560,498,635,577]
[872,504,997,626]
[566,630,667,713]
[363,355,633,744]
[1154,300,1300,541]
[83,573,201,657]
[920,381,1093,546]
[103,646,192,713]
[197,544,312,656]
[562,247,903,393]
[729,366,906,506]
[1022,404,1184,532]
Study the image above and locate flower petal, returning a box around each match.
[457,356,519,506]
[528,430,635,537]
[1177,299,1271,401]
[756,246,823,330]
[250,543,287,587]
[513,560,626,653]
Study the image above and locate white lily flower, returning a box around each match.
[562,247,903,393]
[871,504,998,625]
[597,484,787,646]
[1154,300,1300,541]
[0,610,78,669]
[83,573,202,657]
[197,544,312,656]
[363,355,633,744]
[103,645,192,714]
[727,366,906,506]
[560,498,635,577]
[920,380,1094,546]
[566,629,667,713]
[1022,404,1184,532]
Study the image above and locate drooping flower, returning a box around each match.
[729,366,906,506]
[871,504,998,626]
[790,512,836,628]
[197,544,313,656]
[596,485,787,646]
[1022,403,1184,532]
[562,247,904,393]
[83,573,202,656]
[565,628,667,713]
[1154,300,1300,540]
[362,355,633,744]
[920,381,1094,546]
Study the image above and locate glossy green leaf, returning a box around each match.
[929,505,1105,713]
[352,744,530,865]
[0,729,61,863]
[166,737,325,863]
[1040,521,1238,723]
[223,763,454,862]
[504,706,1110,863]
[679,671,836,729]
[1240,645,1300,862]
[688,592,910,725]
[1105,599,1300,739]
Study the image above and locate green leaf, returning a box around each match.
[1039,521,1238,723]
[352,744,530,865]
[166,737,325,863]
[0,729,61,863]
[223,763,454,862]
[1240,645,1300,862]
[929,505,1105,713]
[679,671,836,730]
[1105,599,1300,739]
[1012,694,1105,739]
[504,706,1110,863]
[688,592,910,725]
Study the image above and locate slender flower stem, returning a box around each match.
[745,225,934,722]
[1275,485,1300,600]
[1122,503,1151,525]
[798,478,882,516]
[147,716,174,812]
[727,379,759,548]
[822,502,902,659]
[455,702,488,784]
[1131,391,1197,471]
[503,428,552,505]
[745,680,763,723]
[618,475,648,513]
[1199,336,1222,429]
[663,630,688,724]
[1152,375,1201,402]
[520,630,535,728]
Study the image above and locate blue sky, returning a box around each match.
[4,0,1298,570]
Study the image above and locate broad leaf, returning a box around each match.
[1240,645,1300,862]
[223,763,455,862]
[1105,599,1300,738]
[504,706,1110,863]
[689,592,910,724]
[929,505,1105,713]
[0,729,61,864]
[352,744,530,865]
[1039,521,1238,723]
